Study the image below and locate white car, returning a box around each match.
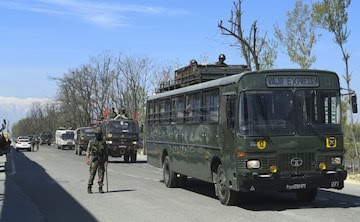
[15,137,32,151]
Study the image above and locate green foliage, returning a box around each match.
[274,0,318,69]
[313,0,357,165]
[259,39,278,70]
[312,0,351,44]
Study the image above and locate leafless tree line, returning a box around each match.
[53,52,157,129]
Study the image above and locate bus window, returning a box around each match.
[159,99,171,124]
[147,102,153,125]
[202,89,219,123]
[185,92,201,123]
[239,90,294,136]
[154,101,159,125]
[173,96,184,124]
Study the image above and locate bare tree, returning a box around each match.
[115,54,154,121]
[218,0,273,70]
[52,52,156,127]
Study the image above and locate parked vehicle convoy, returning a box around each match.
[55,129,75,150]
[15,137,32,152]
[74,126,95,155]
[39,132,52,145]
[145,57,353,205]
[101,119,140,162]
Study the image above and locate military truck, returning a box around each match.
[39,132,52,145]
[101,119,140,162]
[74,127,95,155]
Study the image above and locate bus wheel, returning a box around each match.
[296,188,317,202]
[216,165,238,205]
[163,156,177,188]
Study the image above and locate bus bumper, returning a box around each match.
[237,169,347,192]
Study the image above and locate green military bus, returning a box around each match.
[145,64,353,205]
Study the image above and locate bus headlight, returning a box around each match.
[106,141,113,145]
[132,141,138,145]
[331,157,342,165]
[247,160,260,169]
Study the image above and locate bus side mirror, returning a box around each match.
[352,94,358,113]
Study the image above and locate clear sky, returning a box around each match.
[1,0,360,104]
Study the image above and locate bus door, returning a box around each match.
[223,93,236,152]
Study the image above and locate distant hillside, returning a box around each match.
[0,97,52,132]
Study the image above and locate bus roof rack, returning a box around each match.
[156,55,248,93]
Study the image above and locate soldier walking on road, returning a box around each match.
[32,136,39,151]
[86,128,108,194]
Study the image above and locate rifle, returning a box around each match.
[106,162,109,192]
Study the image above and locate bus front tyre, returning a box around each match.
[163,156,177,188]
[216,164,238,206]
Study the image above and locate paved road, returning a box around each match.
[1,145,360,222]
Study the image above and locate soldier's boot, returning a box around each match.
[99,186,104,194]
[87,185,92,194]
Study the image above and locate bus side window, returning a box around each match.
[226,95,236,130]
[203,89,219,123]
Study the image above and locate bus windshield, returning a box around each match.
[239,89,341,136]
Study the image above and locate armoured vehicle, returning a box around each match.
[39,132,52,145]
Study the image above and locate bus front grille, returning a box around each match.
[278,152,315,172]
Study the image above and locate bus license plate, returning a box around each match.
[286,183,307,190]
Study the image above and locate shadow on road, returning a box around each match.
[1,149,98,222]
[176,178,360,211]
[108,160,147,164]
[106,189,136,193]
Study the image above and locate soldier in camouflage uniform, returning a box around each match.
[86,128,108,194]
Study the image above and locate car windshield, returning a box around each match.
[239,89,341,136]
[106,121,139,133]
[19,139,30,142]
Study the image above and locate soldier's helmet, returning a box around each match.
[190,59,198,66]
[219,54,226,61]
